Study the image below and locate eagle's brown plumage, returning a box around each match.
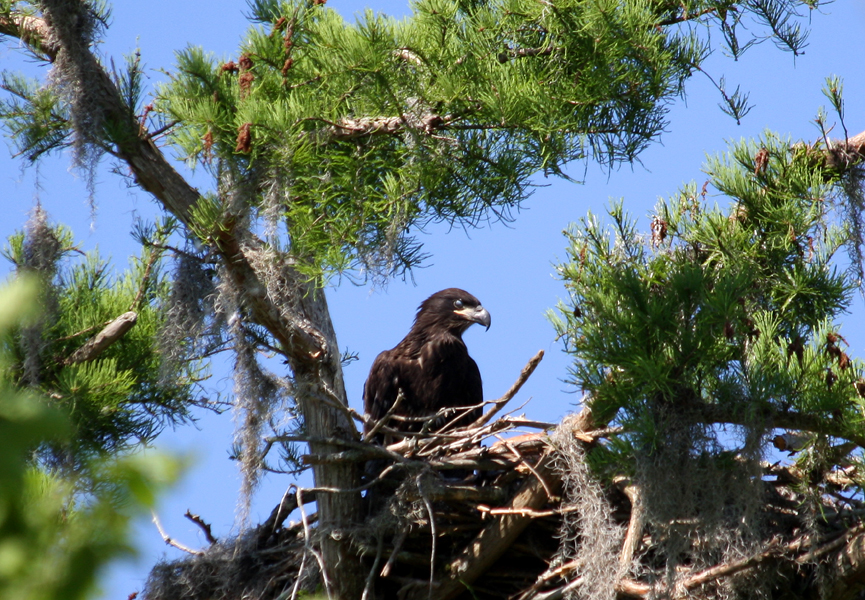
[363,288,491,442]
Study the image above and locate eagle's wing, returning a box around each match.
[363,348,420,433]
[417,337,483,427]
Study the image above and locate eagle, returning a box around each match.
[363,288,491,443]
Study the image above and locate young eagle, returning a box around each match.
[363,288,491,442]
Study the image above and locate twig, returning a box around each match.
[290,551,308,600]
[381,528,409,577]
[417,473,438,600]
[301,464,402,495]
[362,534,385,600]
[496,435,557,500]
[656,5,719,26]
[472,350,544,429]
[128,242,162,311]
[428,455,517,471]
[296,486,331,598]
[531,576,584,600]
[363,388,406,443]
[501,417,557,430]
[435,402,488,437]
[151,511,203,556]
[256,487,317,547]
[476,504,579,518]
[268,434,411,466]
[312,387,362,439]
[183,510,217,545]
[515,559,583,600]
[145,119,179,140]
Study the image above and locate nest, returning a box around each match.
[142,352,865,600]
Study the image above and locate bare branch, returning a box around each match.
[64,311,137,365]
[151,511,203,556]
[183,510,217,546]
[472,349,544,428]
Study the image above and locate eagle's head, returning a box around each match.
[414,288,491,336]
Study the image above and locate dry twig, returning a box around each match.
[472,349,544,428]
[183,510,217,545]
[151,511,203,556]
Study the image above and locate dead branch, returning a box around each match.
[696,403,865,449]
[256,487,317,547]
[495,435,557,499]
[428,455,516,471]
[401,479,508,505]
[305,111,453,142]
[609,525,865,599]
[380,528,408,578]
[183,511,217,546]
[472,349,545,428]
[361,535,384,600]
[129,244,162,310]
[362,388,405,443]
[64,311,137,365]
[477,504,579,519]
[501,417,558,430]
[151,512,203,556]
[617,478,644,570]
[417,472,438,600]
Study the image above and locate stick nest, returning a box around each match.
[142,352,865,600]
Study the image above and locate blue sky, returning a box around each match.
[1,1,865,597]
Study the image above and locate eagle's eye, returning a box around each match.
[454,299,464,309]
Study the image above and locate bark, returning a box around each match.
[0,7,365,599]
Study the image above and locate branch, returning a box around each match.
[497,44,558,63]
[617,478,645,570]
[256,487,317,547]
[472,349,544,428]
[183,510,217,545]
[698,403,865,449]
[0,11,57,59]
[362,388,405,443]
[613,525,865,599]
[0,7,330,366]
[655,5,720,26]
[268,434,412,467]
[151,511,203,556]
[306,111,452,142]
[476,504,578,519]
[64,311,137,365]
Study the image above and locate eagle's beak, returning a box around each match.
[468,305,491,330]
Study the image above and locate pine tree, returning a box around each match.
[2,211,210,474]
[549,129,865,599]
[0,277,182,600]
